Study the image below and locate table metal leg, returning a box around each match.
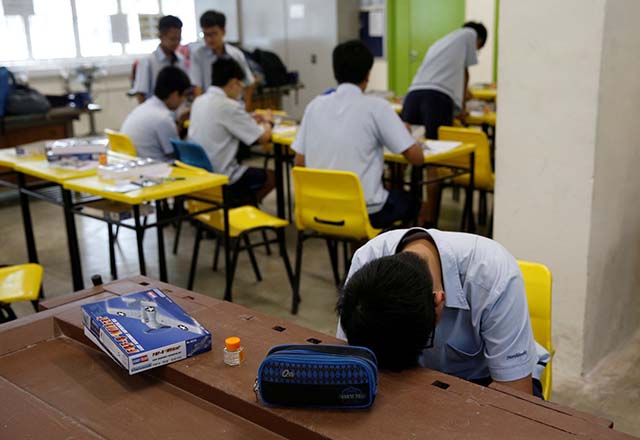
[410,165,424,226]
[17,172,45,305]
[133,204,146,275]
[222,185,232,301]
[466,152,476,233]
[17,173,39,265]
[274,143,286,219]
[61,189,84,291]
[155,200,167,282]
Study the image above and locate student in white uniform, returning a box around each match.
[189,10,254,96]
[188,58,273,205]
[337,228,550,398]
[121,66,191,161]
[292,40,424,229]
[401,22,487,227]
[402,22,487,138]
[132,15,188,104]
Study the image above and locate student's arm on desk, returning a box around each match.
[294,153,305,167]
[257,123,272,144]
[494,374,534,395]
[402,143,424,166]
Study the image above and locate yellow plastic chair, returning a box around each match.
[437,126,495,233]
[174,161,295,304]
[0,264,43,322]
[518,260,554,400]
[105,129,138,156]
[291,167,382,314]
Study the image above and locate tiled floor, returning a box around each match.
[1,172,639,437]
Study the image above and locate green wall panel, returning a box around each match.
[387,0,466,95]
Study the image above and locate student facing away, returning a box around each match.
[132,15,188,104]
[188,58,274,206]
[121,66,191,161]
[292,40,424,229]
[401,21,487,226]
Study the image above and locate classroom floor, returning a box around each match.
[1,166,639,437]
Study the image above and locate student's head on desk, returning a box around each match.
[211,58,246,100]
[154,66,191,110]
[158,15,183,55]
[332,40,374,92]
[200,10,226,54]
[338,251,442,372]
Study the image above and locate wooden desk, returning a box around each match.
[14,276,631,439]
[0,107,81,149]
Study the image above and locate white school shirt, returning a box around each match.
[189,43,255,91]
[120,96,177,161]
[409,28,479,113]
[188,86,264,182]
[291,83,415,214]
[337,228,551,382]
[133,45,188,99]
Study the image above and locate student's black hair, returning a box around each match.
[332,40,374,85]
[200,10,226,29]
[463,21,488,48]
[154,66,191,100]
[158,15,182,34]
[337,252,436,371]
[211,57,245,87]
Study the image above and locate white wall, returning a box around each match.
[494,0,607,377]
[465,0,495,84]
[583,0,640,371]
[28,71,137,136]
[368,58,388,91]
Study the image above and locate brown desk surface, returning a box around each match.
[4,277,634,440]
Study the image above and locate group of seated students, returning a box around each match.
[120,11,550,398]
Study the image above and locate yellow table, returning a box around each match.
[465,111,496,127]
[62,167,229,284]
[470,87,497,101]
[0,145,139,291]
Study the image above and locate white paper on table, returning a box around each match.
[422,140,462,154]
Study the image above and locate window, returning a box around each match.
[76,0,122,57]
[0,0,199,66]
[29,0,76,59]
[0,15,29,61]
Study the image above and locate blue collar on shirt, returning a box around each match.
[397,228,470,311]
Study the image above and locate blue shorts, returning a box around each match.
[227,167,267,206]
[368,189,418,229]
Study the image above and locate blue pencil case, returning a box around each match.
[255,344,378,409]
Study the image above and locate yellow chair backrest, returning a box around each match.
[438,126,494,191]
[292,167,381,240]
[0,263,43,303]
[518,260,554,400]
[105,129,138,156]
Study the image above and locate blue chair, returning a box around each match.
[170,139,214,172]
[169,140,292,303]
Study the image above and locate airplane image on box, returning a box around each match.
[106,295,205,334]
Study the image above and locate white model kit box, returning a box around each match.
[81,289,211,374]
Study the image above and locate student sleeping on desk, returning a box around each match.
[337,228,550,398]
